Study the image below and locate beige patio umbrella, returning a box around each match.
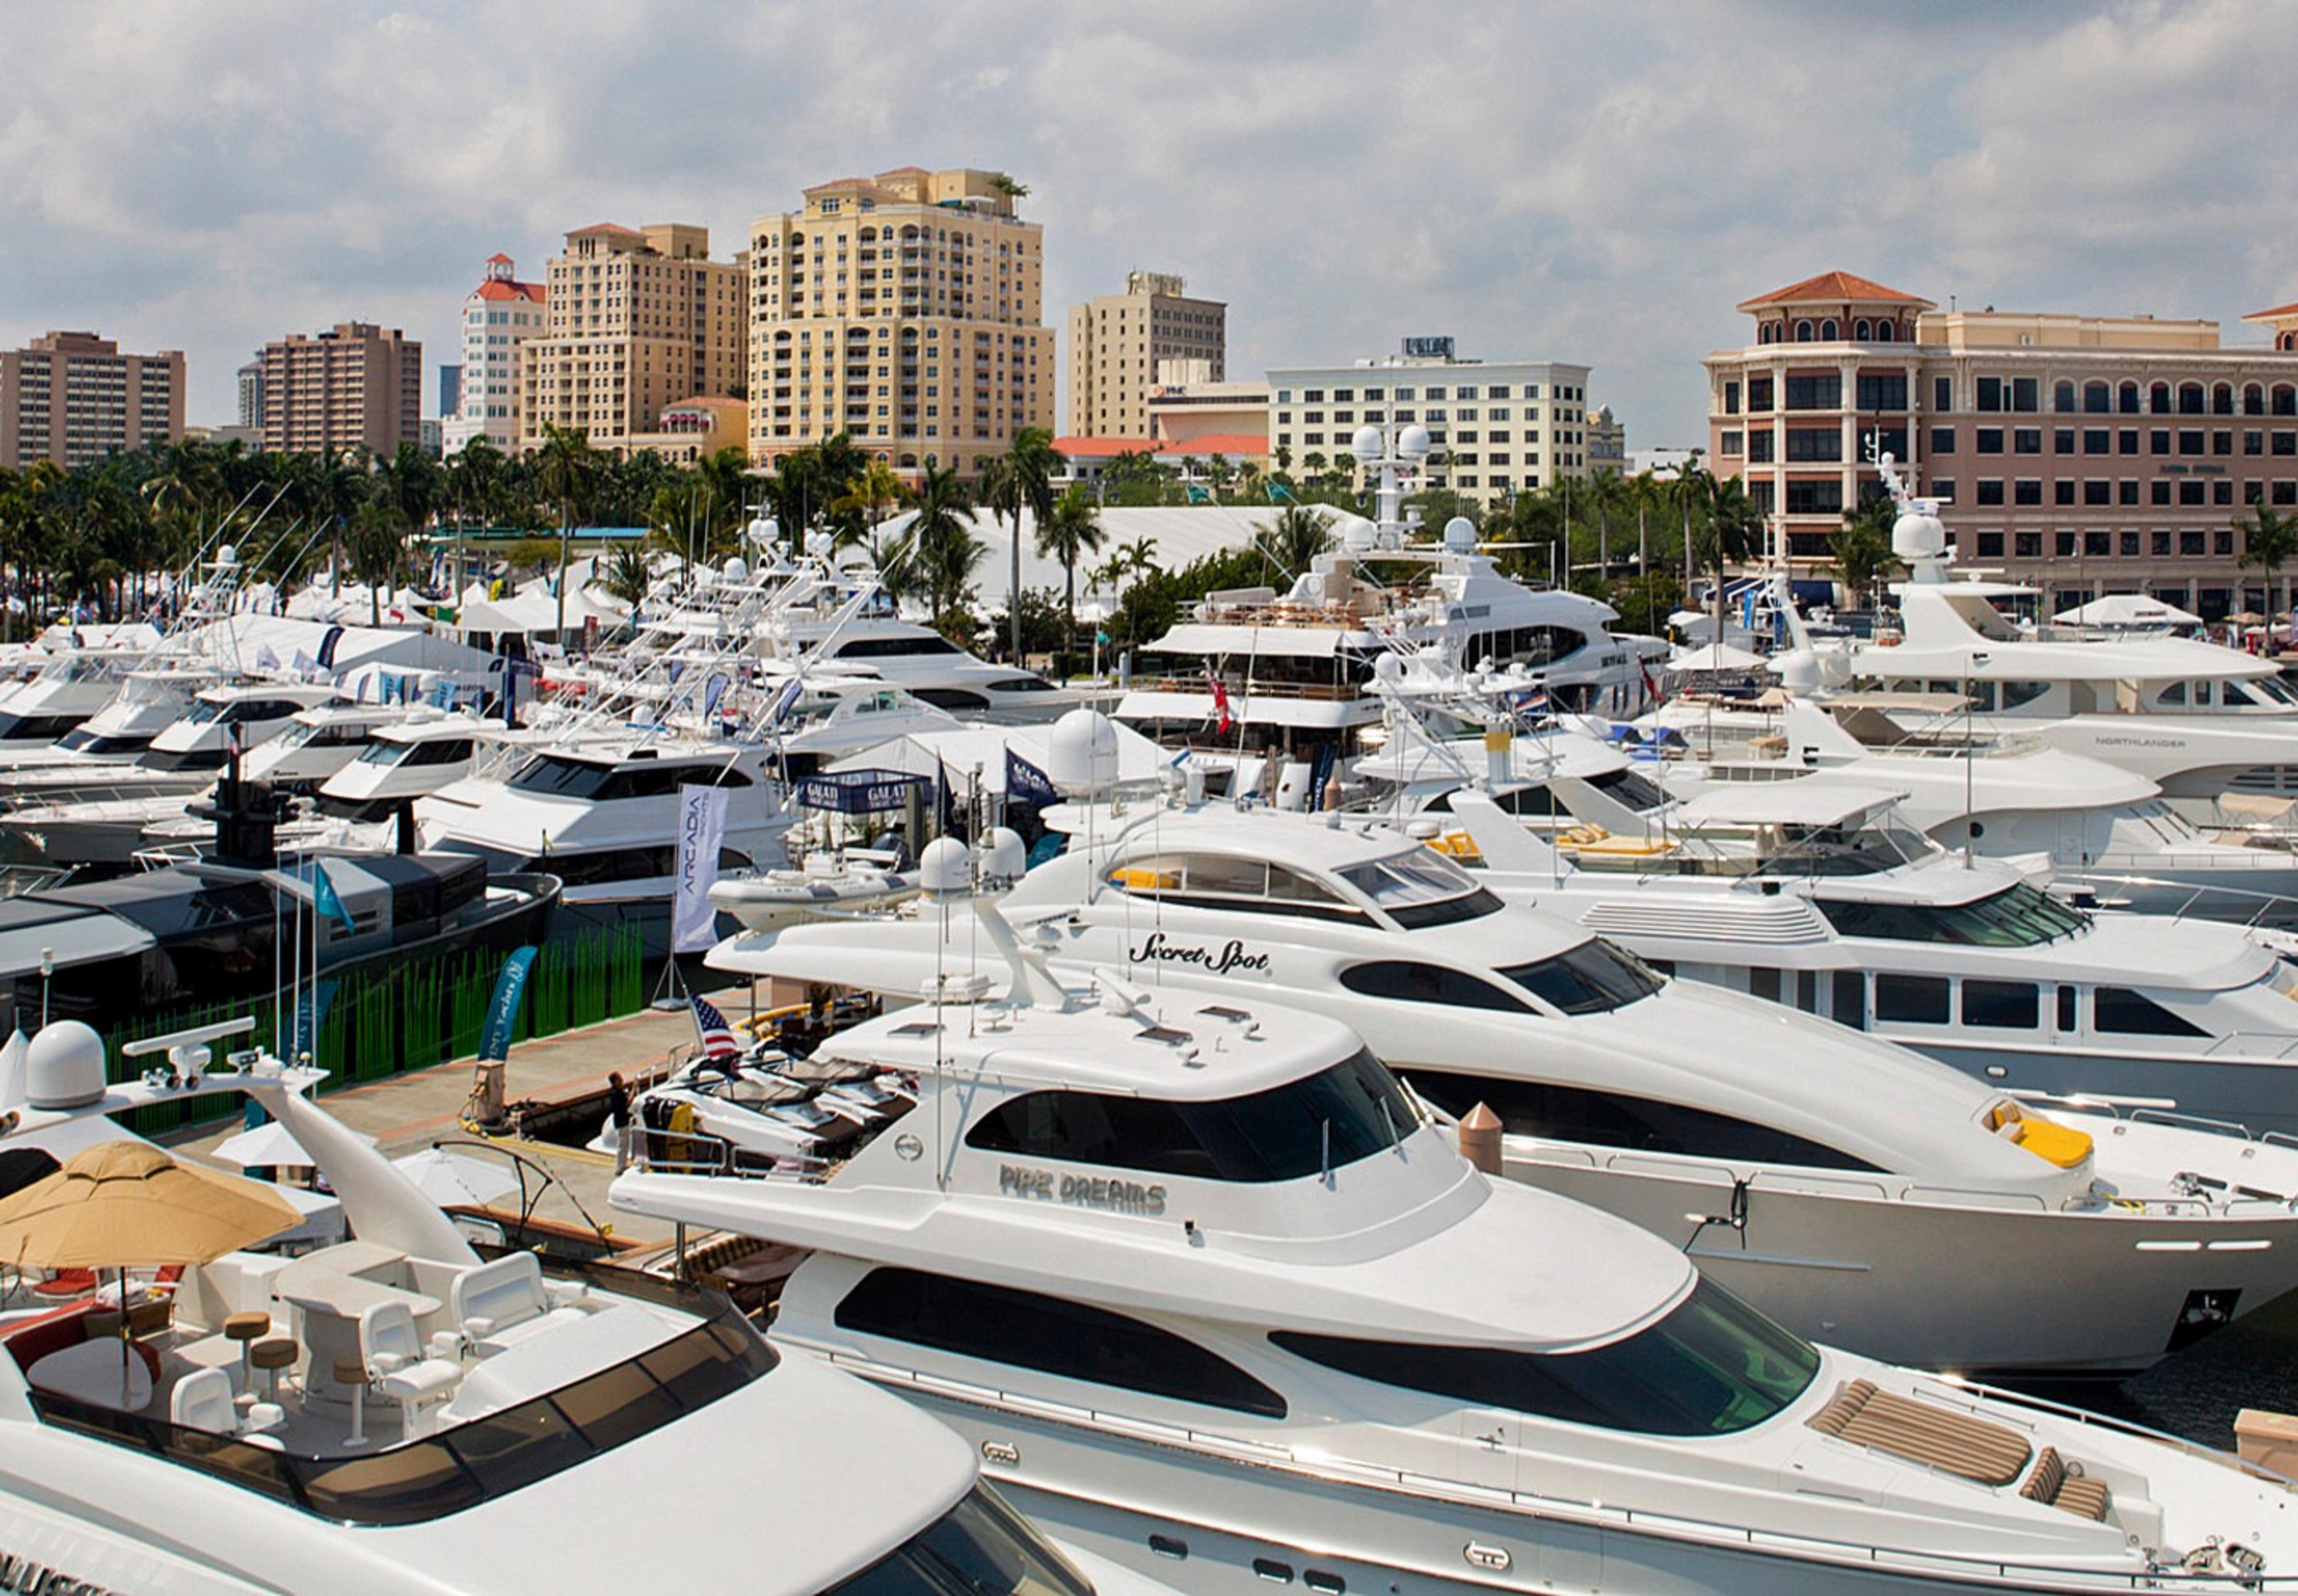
[0,1143,302,1406]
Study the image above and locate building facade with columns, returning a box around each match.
[746,166,1054,478]
[1706,271,2298,618]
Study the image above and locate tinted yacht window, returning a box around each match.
[1340,962,1528,1012]
[1407,1071,1882,1173]
[966,1049,1416,1182]
[1816,883,2087,946]
[835,1268,1286,1418]
[2094,987,2208,1037]
[1273,1277,1816,1437]
[1496,940,1663,1014]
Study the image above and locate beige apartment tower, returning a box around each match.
[1,332,184,469]
[1067,271,1226,439]
[260,322,421,457]
[519,223,746,454]
[748,166,1055,478]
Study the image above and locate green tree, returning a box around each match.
[831,460,910,561]
[889,464,980,627]
[534,423,602,636]
[1034,485,1107,634]
[585,541,657,620]
[980,427,1060,659]
[1697,472,1762,644]
[1262,504,1335,580]
[2238,502,2298,636]
[1834,493,1904,608]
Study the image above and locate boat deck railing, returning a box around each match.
[2056,870,2298,928]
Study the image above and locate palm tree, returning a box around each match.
[831,460,909,562]
[1034,486,1107,632]
[585,541,657,622]
[890,464,980,627]
[1698,473,1762,648]
[1262,504,1335,580]
[692,445,755,564]
[981,428,1060,660]
[533,424,600,637]
[1834,494,1904,608]
[2238,502,2298,642]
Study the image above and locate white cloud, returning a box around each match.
[2,0,2295,452]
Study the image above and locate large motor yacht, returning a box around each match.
[620,893,2298,1594]
[707,743,2298,1378]
[0,1018,1166,1596]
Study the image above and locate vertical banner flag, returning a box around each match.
[289,978,342,1064]
[312,860,357,933]
[478,946,539,1063]
[672,783,731,953]
[1005,746,1060,808]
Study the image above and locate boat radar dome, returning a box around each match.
[1044,709,1121,796]
[1443,515,1477,553]
[745,514,778,544]
[977,827,1027,887]
[1399,425,1432,461]
[26,1021,107,1110]
[1372,652,1405,683]
[722,555,749,584]
[919,837,973,897]
[1893,501,1947,562]
[1351,425,1385,464]
[214,543,239,569]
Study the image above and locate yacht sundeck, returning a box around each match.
[622,896,2298,1594]
[0,1019,1163,1596]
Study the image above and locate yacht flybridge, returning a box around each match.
[710,793,2298,1377]
[621,871,2298,1594]
[0,1019,1161,1596]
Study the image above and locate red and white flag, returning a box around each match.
[1207,668,1233,735]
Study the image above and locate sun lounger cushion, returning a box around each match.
[2021,1445,2112,1521]
[1807,1379,2033,1487]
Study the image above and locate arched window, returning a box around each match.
[2246,384,2266,415]
[1874,322,1895,343]
[2213,383,2235,415]
[2084,381,2110,413]
[2119,381,2141,414]
[1820,319,1838,341]
[2276,385,2298,418]
[1854,319,1872,341]
[1795,320,1814,342]
[898,454,917,468]
[2150,382,2172,414]
[2178,382,2205,415]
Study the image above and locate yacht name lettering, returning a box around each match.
[999,1164,1167,1215]
[2095,736,2188,749]
[0,1552,118,1596]
[1129,933,1270,976]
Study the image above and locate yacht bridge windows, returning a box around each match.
[1108,848,1501,929]
[1269,1277,1819,1438]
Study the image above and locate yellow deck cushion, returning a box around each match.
[2012,1115,2095,1169]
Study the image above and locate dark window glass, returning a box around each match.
[2084,382,2110,414]
[1783,375,1840,410]
[1817,882,2087,946]
[1747,377,1774,412]
[825,1488,1100,1596]
[2012,377,2039,412]
[1784,428,1842,462]
[1933,376,1953,413]
[2094,988,2208,1038]
[2120,429,2140,455]
[1929,427,1956,455]
[1271,1278,1817,1438]
[2083,429,2109,454]
[836,1268,1286,1417]
[1975,428,2004,455]
[1874,973,1951,1023]
[964,1050,1414,1183]
[1976,480,2005,506]
[2055,481,2076,506]
[2180,429,2206,456]
[2121,531,2141,555]
[2083,480,2110,506]
[2016,531,2042,557]
[1974,531,2003,557]
[1976,377,2003,412]
[1723,381,1740,416]
[2014,429,2042,455]
[1784,479,1843,515]
[2014,480,2042,506]
[2085,530,2111,557]
[1746,429,1775,463]
[1408,1071,1882,1173]
[1496,940,1665,1014]
[1962,980,2039,1029]
[1340,961,1527,1011]
[1855,373,1906,411]
[2053,428,2075,454]
[2120,480,2140,506]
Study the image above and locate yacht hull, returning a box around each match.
[1888,1033,2298,1137]
[1503,1139,2297,1377]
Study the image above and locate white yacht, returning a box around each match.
[711,796,2298,1377]
[1115,427,1658,808]
[621,895,2298,1595]
[0,1017,1161,1596]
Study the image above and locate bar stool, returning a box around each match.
[334,1357,371,1450]
[222,1312,269,1391]
[250,1337,299,1402]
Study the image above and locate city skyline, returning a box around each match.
[4,0,2295,452]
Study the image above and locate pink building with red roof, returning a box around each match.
[1706,273,2298,618]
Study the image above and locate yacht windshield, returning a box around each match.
[1337,851,1502,927]
[1815,881,2090,946]
[965,1047,1419,1183]
[1497,939,1664,1014]
[1754,810,1935,875]
[1271,1276,1818,1438]
[824,1485,1094,1596]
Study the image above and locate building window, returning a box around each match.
[1933,375,1953,413]
[1719,431,1743,456]
[2086,530,2111,557]
[1784,428,1842,462]
[2053,428,2075,454]
[1976,377,2004,413]
[2082,480,2110,506]
[2015,429,2042,454]
[1929,426,1956,455]
[2056,481,2076,506]
[2055,531,2077,557]
[1784,480,1843,514]
[1975,531,2004,558]
[2152,429,2172,455]
[1748,377,1774,412]
[1977,480,2006,506]
[2152,481,2172,506]
[2016,531,2043,557]
[1855,373,1907,410]
[2120,382,2142,414]
[2014,480,2043,506]
[2179,430,2205,456]
[1784,375,1840,410]
[1976,428,2004,454]
[2053,381,2077,413]
[2120,531,2141,556]
[1746,429,1774,463]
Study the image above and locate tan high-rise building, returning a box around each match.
[1067,271,1225,439]
[519,223,746,456]
[259,322,421,457]
[1,331,184,469]
[748,166,1055,478]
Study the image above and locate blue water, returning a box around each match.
[2031,1289,2298,1448]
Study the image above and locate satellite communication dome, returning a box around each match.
[1892,503,1947,561]
[1350,425,1385,464]
[1398,425,1432,460]
[1443,516,1477,553]
[1340,516,1377,553]
[722,555,748,583]
[215,544,239,569]
[26,1021,106,1110]
[977,827,1027,884]
[746,515,778,543]
[1372,652,1405,682]
[919,837,973,896]
[1044,709,1121,795]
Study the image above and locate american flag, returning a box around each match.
[691,996,742,1062]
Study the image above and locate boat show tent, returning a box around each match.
[1661,641,1773,675]
[2054,594,2202,628]
[826,720,1171,798]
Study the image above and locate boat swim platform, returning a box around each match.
[164,991,764,1252]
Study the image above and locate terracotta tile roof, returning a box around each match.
[570,222,643,236]
[1158,433,1267,457]
[1052,436,1160,457]
[663,395,744,409]
[474,280,545,302]
[805,178,877,193]
[878,164,930,176]
[1738,271,1935,312]
[486,252,514,265]
[2243,301,2298,322]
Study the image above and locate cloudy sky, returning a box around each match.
[7,0,2296,450]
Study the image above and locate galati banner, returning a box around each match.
[672,783,731,953]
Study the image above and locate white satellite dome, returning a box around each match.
[26,1021,106,1111]
[977,827,1027,885]
[1443,515,1477,553]
[919,837,973,896]
[1044,709,1121,796]
[1398,425,1432,461]
[1892,503,1947,562]
[1350,425,1385,464]
[214,543,239,569]
[722,555,749,583]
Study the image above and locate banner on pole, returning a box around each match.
[672,783,731,953]
[477,946,539,1063]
